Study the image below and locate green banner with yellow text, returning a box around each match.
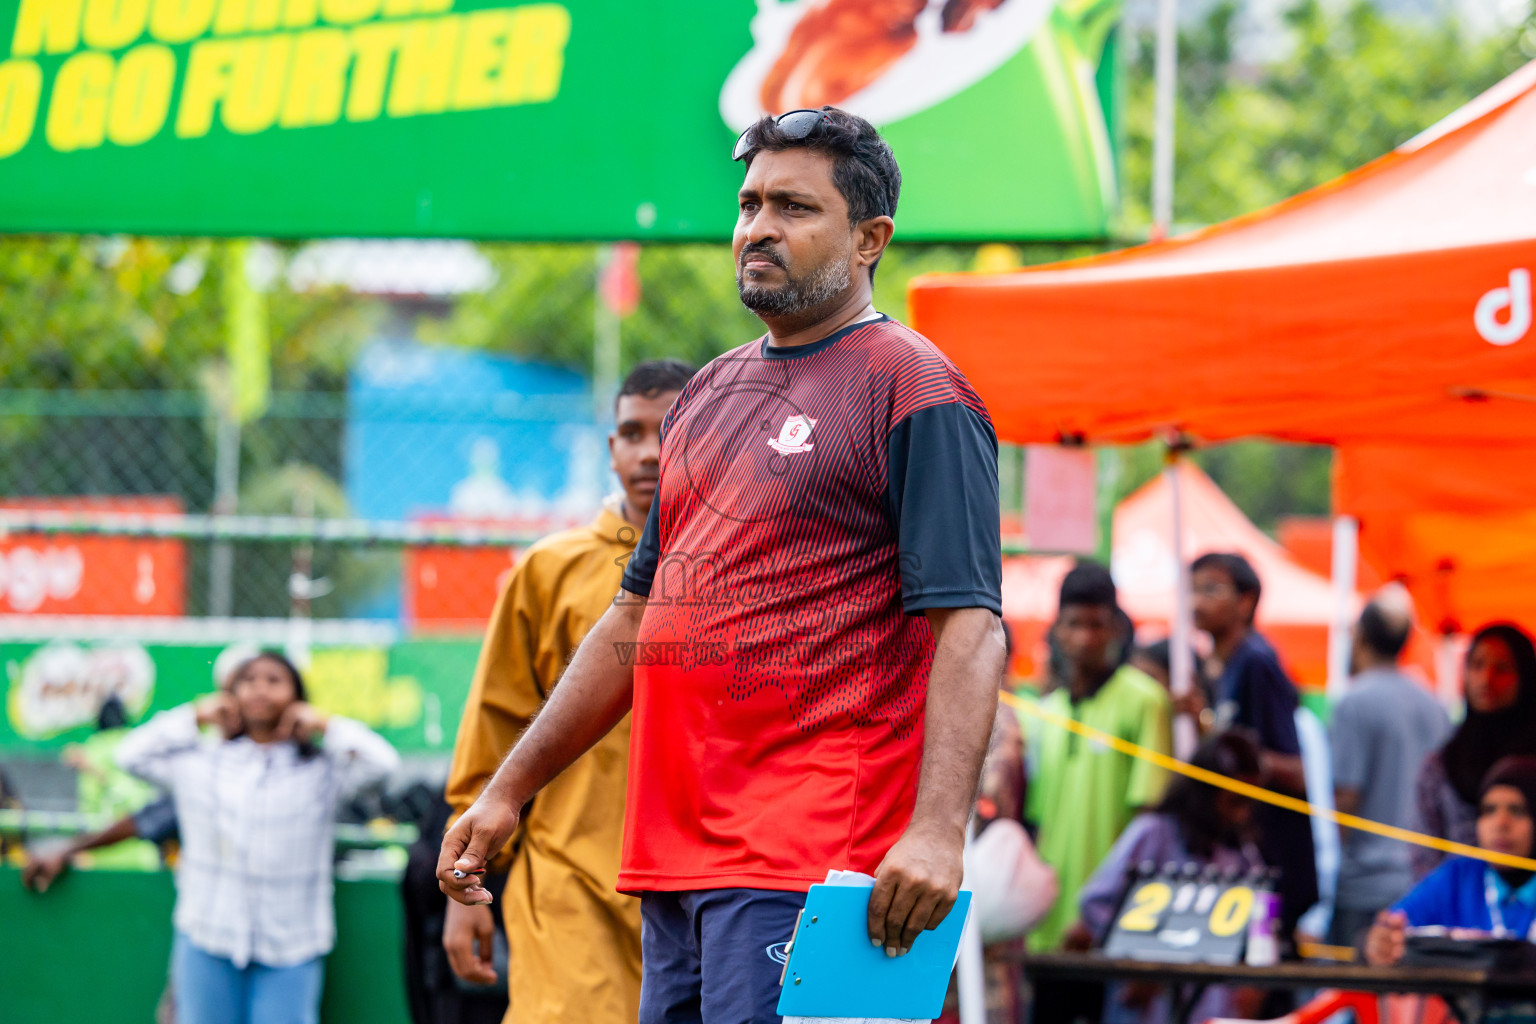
[1,639,481,754]
[0,0,1120,240]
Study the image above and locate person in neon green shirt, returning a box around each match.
[64,696,160,871]
[1022,562,1174,954]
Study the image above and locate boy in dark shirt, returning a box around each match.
[1188,552,1319,947]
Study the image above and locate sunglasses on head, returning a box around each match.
[732,108,835,161]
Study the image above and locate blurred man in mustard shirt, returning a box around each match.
[444,360,694,1023]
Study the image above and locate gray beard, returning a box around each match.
[737,254,853,317]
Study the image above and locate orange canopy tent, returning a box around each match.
[1112,462,1341,692]
[1334,442,1536,636]
[908,60,1536,449]
[910,60,1536,694]
[1002,463,1344,693]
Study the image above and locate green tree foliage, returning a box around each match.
[0,237,377,391]
[425,244,760,372]
[0,237,377,528]
[426,241,1103,372]
[1,237,216,390]
[1102,439,1333,533]
[1119,0,1534,229]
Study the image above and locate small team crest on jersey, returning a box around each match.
[768,414,817,455]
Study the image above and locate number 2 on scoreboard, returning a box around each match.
[1117,882,1172,932]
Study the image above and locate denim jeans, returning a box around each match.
[172,932,325,1024]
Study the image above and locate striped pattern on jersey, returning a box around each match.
[638,315,990,737]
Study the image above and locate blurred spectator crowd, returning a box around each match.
[6,549,1535,1024]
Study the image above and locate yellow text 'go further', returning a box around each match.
[0,0,571,157]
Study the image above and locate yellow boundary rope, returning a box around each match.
[1000,689,1536,874]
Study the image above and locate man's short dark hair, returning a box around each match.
[736,107,901,280]
[1059,561,1118,611]
[1358,602,1411,660]
[615,359,695,413]
[1192,552,1263,619]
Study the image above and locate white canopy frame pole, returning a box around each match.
[593,245,620,426]
[208,405,241,617]
[1151,0,1180,237]
[956,817,986,1024]
[1167,448,1198,759]
[1326,515,1360,703]
[1435,633,1463,713]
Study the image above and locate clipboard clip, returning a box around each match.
[778,909,805,988]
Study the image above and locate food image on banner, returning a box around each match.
[6,641,155,739]
[720,0,1122,239]
[722,0,1054,130]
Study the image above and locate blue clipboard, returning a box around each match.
[775,885,973,1019]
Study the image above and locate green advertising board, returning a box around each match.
[0,0,1120,240]
[1,638,482,754]
[0,867,413,1024]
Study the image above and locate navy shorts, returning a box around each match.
[638,888,807,1024]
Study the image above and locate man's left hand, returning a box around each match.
[866,821,964,957]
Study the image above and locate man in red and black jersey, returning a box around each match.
[440,107,1007,1024]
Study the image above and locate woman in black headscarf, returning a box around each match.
[1414,623,1536,878]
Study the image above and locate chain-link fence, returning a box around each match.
[0,380,1030,624]
[0,376,608,791]
[0,381,606,620]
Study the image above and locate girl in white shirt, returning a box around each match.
[117,651,400,1024]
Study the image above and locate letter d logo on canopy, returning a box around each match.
[1475,268,1532,346]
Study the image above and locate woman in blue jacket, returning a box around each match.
[1367,756,1536,965]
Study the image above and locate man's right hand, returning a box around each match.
[21,851,69,893]
[443,900,499,986]
[1364,909,1408,966]
[437,797,520,905]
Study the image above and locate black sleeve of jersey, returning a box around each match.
[885,402,1003,615]
[619,486,662,597]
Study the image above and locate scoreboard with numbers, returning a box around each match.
[1102,862,1273,964]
